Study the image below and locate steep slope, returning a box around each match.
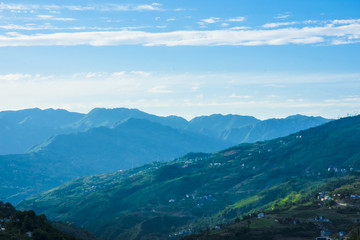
[18,115,360,240]
[0,108,84,154]
[0,118,227,204]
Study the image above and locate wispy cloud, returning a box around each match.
[0,23,52,31]
[36,15,76,21]
[228,17,245,22]
[262,21,298,28]
[229,94,254,99]
[198,16,246,27]
[0,3,38,11]
[274,14,291,19]
[134,3,162,11]
[0,2,164,12]
[262,19,360,29]
[199,17,220,25]
[0,73,32,82]
[0,20,359,47]
[0,23,127,31]
[147,85,173,93]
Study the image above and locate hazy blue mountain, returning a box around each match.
[186,114,331,144]
[17,115,360,240]
[0,118,228,204]
[71,107,188,131]
[0,107,189,155]
[222,114,331,144]
[0,108,84,154]
[186,114,260,139]
[0,107,331,155]
[30,117,228,171]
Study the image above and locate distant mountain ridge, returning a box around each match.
[17,115,360,240]
[0,107,331,204]
[72,107,188,131]
[0,108,84,154]
[0,118,227,204]
[0,107,331,155]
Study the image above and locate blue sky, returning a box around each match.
[0,0,359,119]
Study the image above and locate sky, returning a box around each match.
[0,0,359,120]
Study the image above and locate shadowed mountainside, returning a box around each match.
[18,115,360,240]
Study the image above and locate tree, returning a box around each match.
[21,215,33,232]
[349,227,360,240]
[247,220,251,228]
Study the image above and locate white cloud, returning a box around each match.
[0,3,163,12]
[0,72,359,120]
[331,19,360,25]
[231,26,251,30]
[228,17,245,22]
[0,20,359,47]
[0,23,117,31]
[167,18,175,22]
[147,85,173,93]
[229,94,254,99]
[135,3,162,11]
[36,15,75,21]
[0,73,32,82]
[274,14,291,19]
[0,3,38,10]
[36,14,53,19]
[53,17,76,21]
[0,24,50,30]
[262,21,298,28]
[199,17,220,25]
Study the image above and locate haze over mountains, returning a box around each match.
[0,108,330,204]
[18,115,360,240]
[0,107,330,155]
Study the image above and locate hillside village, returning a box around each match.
[181,175,360,240]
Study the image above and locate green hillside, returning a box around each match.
[182,175,360,240]
[18,115,360,240]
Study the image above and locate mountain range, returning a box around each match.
[0,108,330,204]
[0,107,330,155]
[17,115,360,240]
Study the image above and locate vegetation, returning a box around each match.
[18,115,360,240]
[183,176,360,240]
[0,201,78,240]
